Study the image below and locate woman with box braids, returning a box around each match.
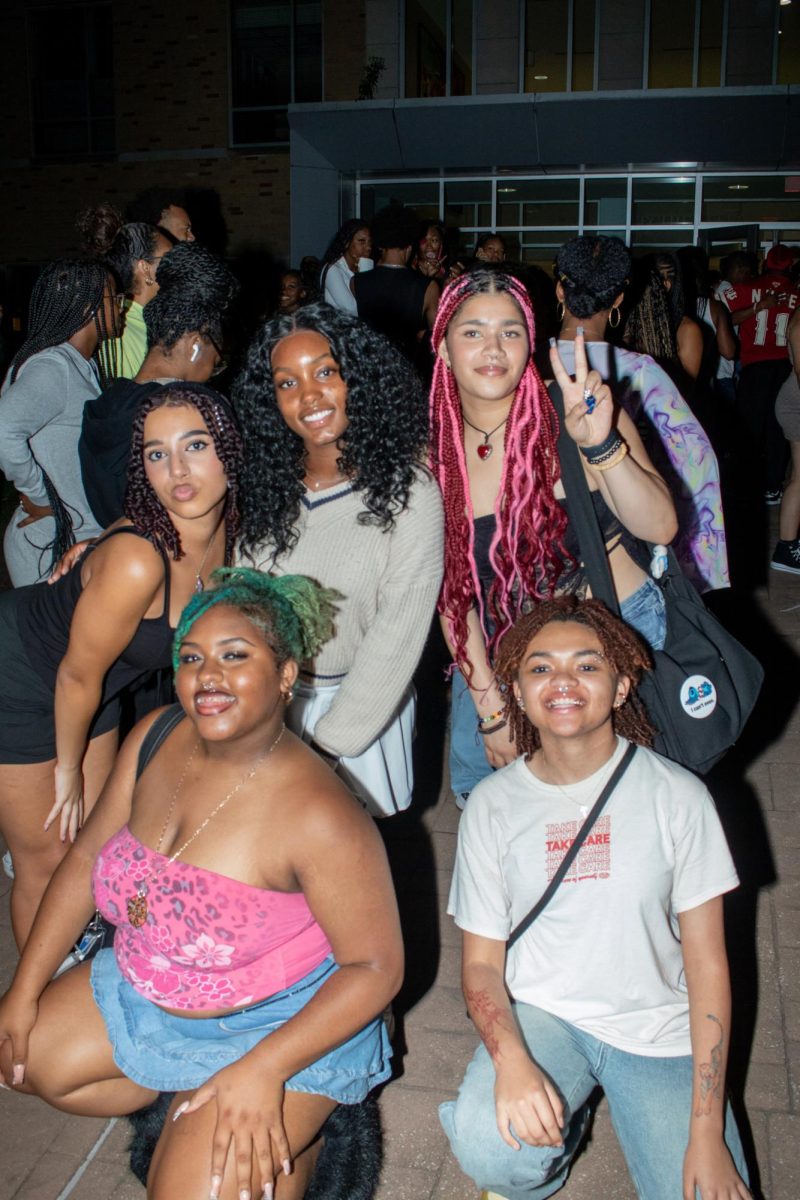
[429,268,676,805]
[0,259,122,586]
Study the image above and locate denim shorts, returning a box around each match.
[619,575,667,652]
[91,948,392,1100]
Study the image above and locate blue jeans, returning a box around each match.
[439,1003,749,1200]
[448,579,667,796]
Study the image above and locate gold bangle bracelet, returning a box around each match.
[589,443,629,472]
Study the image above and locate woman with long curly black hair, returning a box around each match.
[320,219,373,315]
[235,302,443,815]
[0,259,122,586]
[0,382,242,947]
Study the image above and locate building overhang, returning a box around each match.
[289,86,800,175]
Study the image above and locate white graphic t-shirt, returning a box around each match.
[448,737,739,1057]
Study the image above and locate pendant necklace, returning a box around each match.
[192,527,218,593]
[305,471,346,492]
[126,724,286,928]
[461,413,508,461]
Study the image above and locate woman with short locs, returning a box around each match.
[428,269,677,804]
[0,383,241,946]
[235,303,443,816]
[441,597,751,1200]
[0,570,401,1200]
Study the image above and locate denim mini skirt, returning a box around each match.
[91,948,393,1100]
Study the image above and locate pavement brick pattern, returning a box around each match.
[1,569,798,1198]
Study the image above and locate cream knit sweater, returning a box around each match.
[247,467,444,758]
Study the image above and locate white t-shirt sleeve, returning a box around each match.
[669,780,739,913]
[448,781,513,941]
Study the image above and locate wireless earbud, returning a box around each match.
[190,342,201,363]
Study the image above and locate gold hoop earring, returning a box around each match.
[557,301,565,321]
[609,306,621,328]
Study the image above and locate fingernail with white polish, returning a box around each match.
[12,1064,24,1086]
[576,325,584,337]
[172,1101,189,1121]
[283,1158,292,1176]
[239,1190,250,1200]
[548,337,556,347]
[262,1186,273,1200]
[209,1174,222,1200]
[0,1082,11,1090]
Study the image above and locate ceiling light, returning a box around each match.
[533,75,548,80]
[498,187,517,194]
[728,184,750,191]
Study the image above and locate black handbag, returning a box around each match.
[549,383,764,775]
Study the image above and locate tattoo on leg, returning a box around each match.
[695,1013,724,1117]
[464,989,516,1063]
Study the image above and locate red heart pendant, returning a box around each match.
[477,443,493,461]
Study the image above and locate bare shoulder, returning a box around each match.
[277,737,383,852]
[83,527,165,590]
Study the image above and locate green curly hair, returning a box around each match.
[172,567,339,672]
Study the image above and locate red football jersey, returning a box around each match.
[720,273,799,366]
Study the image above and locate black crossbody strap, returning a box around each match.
[549,381,621,615]
[507,742,637,949]
[135,703,186,781]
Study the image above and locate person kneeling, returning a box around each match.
[0,570,403,1200]
[440,596,751,1200]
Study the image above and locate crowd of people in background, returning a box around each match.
[0,183,796,1200]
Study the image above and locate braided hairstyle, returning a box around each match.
[554,236,631,319]
[624,261,678,364]
[7,259,115,385]
[75,205,171,294]
[144,242,239,350]
[429,268,569,675]
[234,302,428,562]
[125,383,242,563]
[494,596,654,757]
[173,567,339,672]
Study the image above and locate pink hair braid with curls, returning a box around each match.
[429,269,569,677]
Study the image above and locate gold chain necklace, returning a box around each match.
[126,724,286,928]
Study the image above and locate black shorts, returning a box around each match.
[0,593,119,764]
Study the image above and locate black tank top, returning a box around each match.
[352,266,429,360]
[15,527,174,702]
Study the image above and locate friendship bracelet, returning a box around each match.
[477,719,507,736]
[583,436,626,467]
[477,707,506,728]
[590,442,629,472]
[578,430,620,460]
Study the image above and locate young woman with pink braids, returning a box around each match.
[428,269,677,803]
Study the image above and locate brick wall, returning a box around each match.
[0,0,368,271]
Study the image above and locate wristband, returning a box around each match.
[578,430,620,460]
[477,707,505,728]
[477,719,507,736]
[590,442,629,471]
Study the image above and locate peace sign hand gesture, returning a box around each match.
[548,331,615,450]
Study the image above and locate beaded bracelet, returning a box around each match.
[590,442,629,472]
[478,719,507,736]
[477,707,505,728]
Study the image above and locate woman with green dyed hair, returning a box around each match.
[0,568,404,1200]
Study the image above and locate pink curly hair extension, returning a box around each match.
[429,269,569,676]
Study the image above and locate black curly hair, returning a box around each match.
[75,207,172,292]
[234,302,428,561]
[144,243,239,350]
[124,383,242,564]
[554,236,632,319]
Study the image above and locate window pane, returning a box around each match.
[294,1,322,102]
[232,107,290,146]
[630,229,694,255]
[359,182,440,223]
[452,0,473,95]
[648,0,694,88]
[28,5,114,157]
[698,0,723,87]
[702,176,800,224]
[583,228,627,243]
[779,1,800,86]
[524,0,568,92]
[445,181,491,229]
[406,0,447,97]
[631,177,695,225]
[232,2,291,108]
[497,179,579,226]
[584,178,627,226]
[518,229,579,270]
[572,0,596,90]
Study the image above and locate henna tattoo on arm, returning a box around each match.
[465,987,516,1063]
[694,1013,724,1117]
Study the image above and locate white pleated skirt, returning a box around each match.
[287,678,416,817]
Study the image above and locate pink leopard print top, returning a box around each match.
[93,826,332,1011]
